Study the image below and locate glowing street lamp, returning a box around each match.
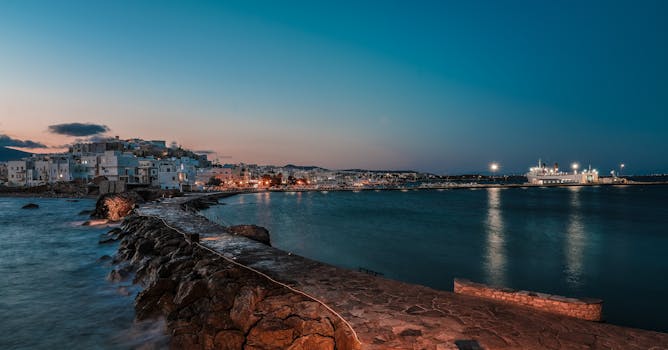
[620,163,625,176]
[489,163,499,182]
[571,162,579,174]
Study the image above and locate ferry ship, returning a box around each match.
[526,159,599,185]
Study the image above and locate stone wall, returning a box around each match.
[112,215,358,350]
[453,278,603,321]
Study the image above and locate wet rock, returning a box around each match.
[92,192,144,221]
[97,255,112,262]
[98,236,117,244]
[21,203,39,209]
[136,278,177,320]
[174,279,209,308]
[137,241,155,255]
[227,225,271,246]
[108,227,123,236]
[107,265,133,282]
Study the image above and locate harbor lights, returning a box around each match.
[620,163,625,176]
[572,162,579,174]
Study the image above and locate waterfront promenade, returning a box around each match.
[136,193,668,349]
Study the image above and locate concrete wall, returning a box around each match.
[454,278,603,321]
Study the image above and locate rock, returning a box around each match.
[107,265,133,282]
[227,225,271,246]
[214,330,245,350]
[97,255,112,262]
[246,319,295,349]
[98,237,117,244]
[92,192,144,221]
[108,227,123,236]
[174,279,209,308]
[137,241,155,255]
[21,203,39,209]
[230,286,266,333]
[113,214,359,350]
[288,334,335,350]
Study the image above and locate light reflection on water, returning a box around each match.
[565,186,585,289]
[485,187,506,287]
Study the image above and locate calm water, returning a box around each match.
[203,185,668,332]
[0,197,161,350]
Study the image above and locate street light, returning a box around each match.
[571,162,579,174]
[620,163,625,177]
[490,163,499,182]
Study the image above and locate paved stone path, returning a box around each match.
[137,195,668,350]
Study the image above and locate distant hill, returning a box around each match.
[0,147,32,162]
[283,164,328,171]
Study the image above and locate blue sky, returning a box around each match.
[0,0,666,174]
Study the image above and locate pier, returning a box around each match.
[131,193,668,349]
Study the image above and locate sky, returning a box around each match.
[0,0,666,174]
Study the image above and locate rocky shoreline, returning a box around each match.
[107,214,357,350]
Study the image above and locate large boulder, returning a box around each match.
[92,192,144,221]
[226,225,271,246]
[21,203,39,209]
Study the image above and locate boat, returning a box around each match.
[526,159,599,185]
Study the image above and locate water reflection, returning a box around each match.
[252,192,272,226]
[565,186,585,288]
[485,187,506,286]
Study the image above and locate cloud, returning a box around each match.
[0,134,47,148]
[48,122,110,137]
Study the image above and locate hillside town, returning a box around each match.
[0,137,431,192]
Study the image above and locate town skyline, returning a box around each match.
[1,1,667,174]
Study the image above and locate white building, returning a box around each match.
[158,158,196,190]
[7,159,33,186]
[99,151,139,183]
[138,158,158,186]
[158,160,179,190]
[78,155,101,180]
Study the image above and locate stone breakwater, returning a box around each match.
[454,279,603,321]
[117,194,668,350]
[113,215,357,350]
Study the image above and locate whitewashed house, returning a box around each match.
[99,151,139,183]
[158,159,179,190]
[158,158,196,190]
[138,157,159,186]
[7,159,33,186]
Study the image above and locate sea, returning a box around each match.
[0,197,165,350]
[202,185,668,333]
